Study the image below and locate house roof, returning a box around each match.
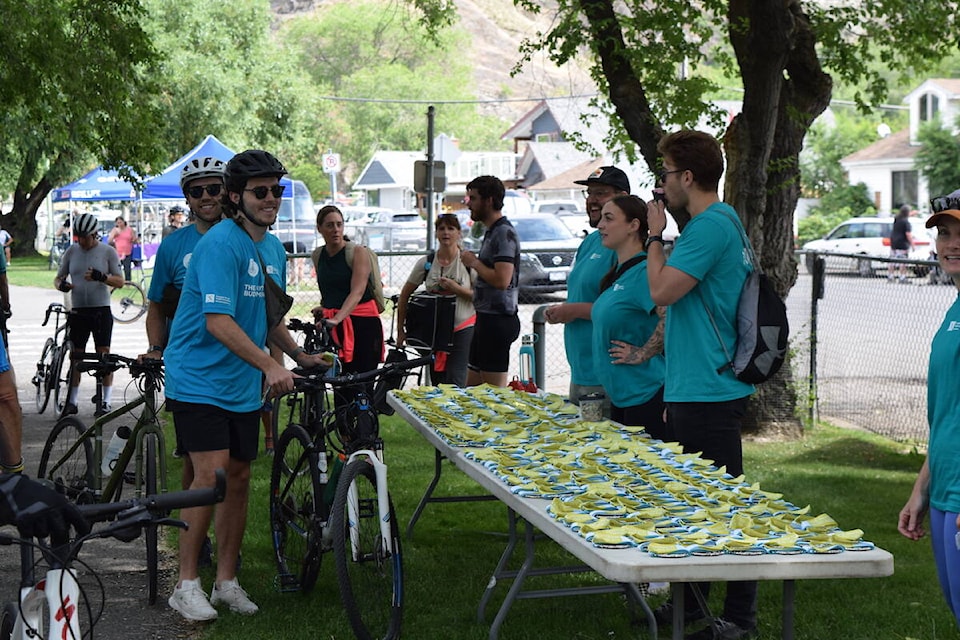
[517,141,594,184]
[353,151,422,189]
[527,157,606,191]
[841,127,917,164]
[502,96,611,154]
[904,78,960,102]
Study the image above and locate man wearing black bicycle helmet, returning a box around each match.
[164,150,325,622]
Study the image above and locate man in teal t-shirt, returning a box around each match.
[544,166,628,407]
[644,131,757,640]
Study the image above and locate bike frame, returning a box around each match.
[44,367,167,502]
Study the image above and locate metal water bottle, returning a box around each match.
[519,333,536,385]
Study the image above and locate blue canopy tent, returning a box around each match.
[52,167,140,202]
[140,134,294,200]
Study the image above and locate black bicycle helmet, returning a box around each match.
[224,150,287,193]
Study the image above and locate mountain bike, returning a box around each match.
[271,351,430,640]
[31,303,72,415]
[0,472,225,640]
[36,354,168,604]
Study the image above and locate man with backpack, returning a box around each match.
[644,130,758,640]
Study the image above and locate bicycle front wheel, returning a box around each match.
[143,433,160,604]
[51,341,71,415]
[110,281,147,324]
[35,337,56,413]
[332,459,403,640]
[38,416,94,502]
[270,425,323,593]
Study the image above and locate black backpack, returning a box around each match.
[700,211,788,384]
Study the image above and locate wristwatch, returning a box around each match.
[645,236,665,250]
[291,347,305,359]
[149,345,164,354]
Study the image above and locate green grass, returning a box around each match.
[173,419,952,640]
[7,254,59,289]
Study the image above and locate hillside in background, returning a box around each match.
[269,0,596,125]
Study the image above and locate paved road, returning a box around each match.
[0,285,185,640]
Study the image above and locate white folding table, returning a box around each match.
[387,393,894,640]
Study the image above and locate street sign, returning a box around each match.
[414,160,446,193]
[322,153,341,174]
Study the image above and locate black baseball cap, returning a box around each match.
[573,166,631,194]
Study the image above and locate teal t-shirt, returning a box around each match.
[165,221,276,412]
[147,225,203,302]
[565,230,616,386]
[928,293,960,513]
[591,254,664,407]
[662,202,755,402]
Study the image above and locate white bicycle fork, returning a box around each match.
[12,569,80,640]
[345,450,393,558]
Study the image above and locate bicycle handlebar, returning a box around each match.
[293,353,433,390]
[42,302,65,327]
[77,469,226,524]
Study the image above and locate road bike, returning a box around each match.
[0,472,225,640]
[36,354,168,604]
[109,280,147,324]
[271,335,430,640]
[31,303,72,415]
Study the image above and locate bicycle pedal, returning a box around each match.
[274,573,301,593]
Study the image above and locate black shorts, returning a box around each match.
[68,307,113,352]
[167,399,259,462]
[468,312,520,374]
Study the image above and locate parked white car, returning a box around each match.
[801,216,932,276]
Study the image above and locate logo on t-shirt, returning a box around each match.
[183,253,193,269]
[205,293,215,304]
[248,259,259,277]
[948,320,960,332]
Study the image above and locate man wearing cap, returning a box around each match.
[899,189,960,630]
[543,166,629,408]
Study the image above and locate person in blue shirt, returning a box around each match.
[590,195,668,440]
[899,191,960,629]
[645,130,757,640]
[164,150,326,623]
[544,166,628,411]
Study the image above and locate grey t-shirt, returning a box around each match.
[57,241,121,308]
[473,216,520,315]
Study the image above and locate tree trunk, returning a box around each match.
[8,178,54,258]
[725,0,832,439]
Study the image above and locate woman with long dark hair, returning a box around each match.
[591,195,668,440]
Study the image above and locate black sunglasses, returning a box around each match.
[930,195,960,213]
[187,184,223,198]
[244,184,285,199]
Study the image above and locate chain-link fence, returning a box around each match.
[284,248,950,444]
[791,250,952,443]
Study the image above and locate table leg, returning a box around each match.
[487,517,537,640]
[406,448,497,540]
[782,580,795,640]
[478,507,520,623]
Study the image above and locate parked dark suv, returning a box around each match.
[465,213,582,296]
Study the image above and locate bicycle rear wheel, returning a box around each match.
[143,433,160,604]
[332,458,403,640]
[110,281,147,324]
[270,425,323,593]
[35,338,56,413]
[52,341,72,415]
[0,601,16,640]
[38,416,94,502]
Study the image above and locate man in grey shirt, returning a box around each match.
[54,212,125,416]
[460,175,521,387]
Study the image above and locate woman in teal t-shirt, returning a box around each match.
[591,195,668,441]
[899,201,960,628]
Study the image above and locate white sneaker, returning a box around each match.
[211,578,259,615]
[168,578,217,621]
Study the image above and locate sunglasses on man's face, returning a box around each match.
[244,184,285,199]
[187,184,223,199]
